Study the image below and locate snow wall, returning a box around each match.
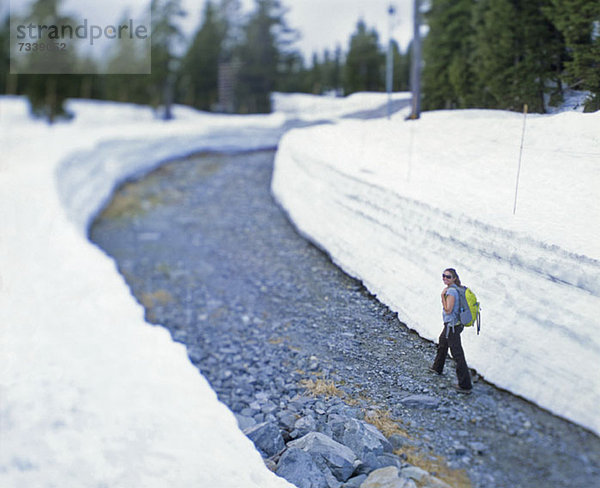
[1,92,411,488]
[271,111,600,436]
[0,97,291,487]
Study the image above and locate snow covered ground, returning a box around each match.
[0,92,409,487]
[0,97,296,487]
[272,106,600,436]
[1,92,598,487]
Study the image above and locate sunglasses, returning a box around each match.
[442,274,453,279]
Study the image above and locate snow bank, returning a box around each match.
[3,91,596,487]
[272,108,600,435]
[272,91,411,121]
[0,96,292,487]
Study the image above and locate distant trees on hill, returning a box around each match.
[0,0,410,120]
[1,0,598,119]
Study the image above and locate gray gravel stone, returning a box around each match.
[90,150,600,488]
[361,466,415,488]
[278,410,299,431]
[235,414,256,431]
[295,415,318,437]
[400,395,440,409]
[341,474,367,488]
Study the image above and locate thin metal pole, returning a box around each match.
[410,0,421,119]
[386,4,396,119]
[513,104,528,214]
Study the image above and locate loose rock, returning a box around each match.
[243,421,285,458]
[360,466,415,488]
[91,150,600,488]
[288,432,359,482]
[276,447,329,488]
[333,418,393,472]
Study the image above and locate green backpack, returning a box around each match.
[451,285,481,334]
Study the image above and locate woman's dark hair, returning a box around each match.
[444,268,462,287]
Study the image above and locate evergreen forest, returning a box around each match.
[1,0,598,122]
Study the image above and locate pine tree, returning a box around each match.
[331,45,343,94]
[472,0,564,112]
[544,0,600,111]
[513,0,565,112]
[422,0,566,112]
[309,52,322,93]
[17,0,80,122]
[320,46,345,95]
[344,20,385,94]
[422,0,476,109]
[178,1,226,110]
[235,0,297,113]
[320,49,336,94]
[304,49,342,95]
[277,50,309,93]
[473,0,518,109]
[149,0,186,117]
[102,10,152,105]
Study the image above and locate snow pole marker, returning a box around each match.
[513,103,528,215]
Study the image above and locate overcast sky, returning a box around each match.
[8,0,415,59]
[277,0,414,55]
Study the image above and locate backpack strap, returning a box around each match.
[449,284,466,310]
[445,285,462,337]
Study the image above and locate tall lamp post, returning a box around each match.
[386,4,397,119]
[409,0,421,119]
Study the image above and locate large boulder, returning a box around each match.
[276,447,330,488]
[288,432,359,482]
[244,421,286,458]
[330,418,393,472]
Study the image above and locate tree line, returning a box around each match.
[422,0,600,113]
[0,0,409,121]
[1,0,598,122]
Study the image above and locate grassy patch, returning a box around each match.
[140,289,174,308]
[155,262,171,278]
[396,445,472,488]
[268,336,287,345]
[101,183,164,220]
[363,409,410,438]
[300,378,346,399]
[194,159,224,178]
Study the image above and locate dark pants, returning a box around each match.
[432,324,472,390]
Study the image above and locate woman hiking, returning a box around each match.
[430,268,473,393]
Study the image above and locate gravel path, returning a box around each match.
[90,149,600,488]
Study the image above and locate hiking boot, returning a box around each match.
[454,384,472,394]
[428,367,442,375]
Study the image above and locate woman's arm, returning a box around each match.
[442,289,455,313]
